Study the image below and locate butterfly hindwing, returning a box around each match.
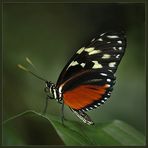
[61,69,115,110]
[70,108,94,125]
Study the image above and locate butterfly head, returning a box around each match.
[44,81,55,94]
[44,81,61,102]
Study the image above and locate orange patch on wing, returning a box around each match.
[63,84,109,110]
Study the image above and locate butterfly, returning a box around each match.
[18,30,126,125]
[42,30,127,125]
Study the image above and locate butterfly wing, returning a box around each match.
[57,31,126,86]
[56,31,126,124]
[70,108,94,125]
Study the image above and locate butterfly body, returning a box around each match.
[44,31,126,125]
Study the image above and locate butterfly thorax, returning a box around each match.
[44,81,62,102]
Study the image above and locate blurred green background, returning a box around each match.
[3,3,145,145]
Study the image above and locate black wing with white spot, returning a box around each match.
[56,31,126,87]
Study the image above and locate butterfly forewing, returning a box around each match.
[57,31,126,86]
[56,31,126,112]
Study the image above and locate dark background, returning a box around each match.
[3,3,145,145]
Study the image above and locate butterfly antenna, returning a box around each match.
[25,57,37,71]
[25,57,48,81]
[17,64,47,82]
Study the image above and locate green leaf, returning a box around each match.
[3,110,145,146]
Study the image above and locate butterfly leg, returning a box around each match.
[61,100,66,126]
[57,97,63,104]
[42,95,54,114]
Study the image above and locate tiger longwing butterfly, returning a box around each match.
[19,31,126,125]
[43,30,126,125]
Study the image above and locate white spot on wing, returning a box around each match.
[109,62,116,67]
[100,73,107,76]
[104,97,108,100]
[108,69,113,72]
[107,79,111,82]
[91,38,95,42]
[117,40,122,44]
[80,63,85,67]
[88,50,101,55]
[101,100,105,103]
[107,84,111,87]
[85,47,94,52]
[92,61,102,69]
[116,54,120,58]
[77,47,85,54]
[68,61,79,69]
[118,47,122,50]
[107,35,119,39]
[102,54,111,59]
[100,33,105,36]
[89,107,93,110]
[107,93,111,96]
[98,38,103,41]
[113,47,117,50]
[72,61,79,66]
